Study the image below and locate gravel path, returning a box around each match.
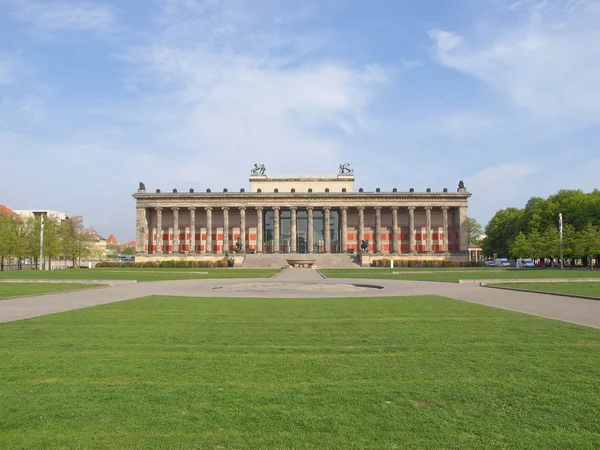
[1,269,599,328]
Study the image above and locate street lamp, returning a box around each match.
[39,213,45,271]
[559,213,564,270]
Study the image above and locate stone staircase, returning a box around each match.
[241,253,360,268]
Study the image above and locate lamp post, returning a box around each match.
[39,213,45,271]
[559,213,564,270]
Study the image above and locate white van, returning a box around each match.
[494,258,510,268]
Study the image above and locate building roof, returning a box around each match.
[13,209,68,221]
[106,234,119,244]
[119,240,136,249]
[89,231,107,242]
[0,205,22,222]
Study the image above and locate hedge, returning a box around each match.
[96,259,232,269]
[370,259,486,268]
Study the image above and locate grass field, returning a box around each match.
[496,282,600,298]
[1,295,599,448]
[0,283,104,299]
[321,267,600,283]
[0,268,279,282]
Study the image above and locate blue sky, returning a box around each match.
[1,0,599,241]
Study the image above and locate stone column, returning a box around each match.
[324,207,331,253]
[256,207,263,253]
[425,206,432,253]
[442,206,449,253]
[135,207,148,253]
[222,207,229,254]
[172,207,179,253]
[358,207,365,248]
[459,206,469,252]
[273,207,280,253]
[307,207,314,254]
[374,206,381,254]
[240,207,246,252]
[408,206,415,253]
[156,207,163,254]
[189,207,196,253]
[340,207,348,253]
[205,207,212,253]
[290,207,297,253]
[391,206,398,254]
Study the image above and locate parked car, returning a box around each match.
[520,258,535,268]
[485,260,496,267]
[494,258,510,268]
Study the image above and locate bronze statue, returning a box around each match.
[139,182,146,190]
[458,180,465,190]
[360,239,369,253]
[234,236,244,253]
[338,163,353,175]
[251,163,266,175]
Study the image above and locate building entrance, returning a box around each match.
[296,210,308,254]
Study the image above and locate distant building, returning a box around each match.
[106,234,119,245]
[133,165,471,264]
[13,209,68,223]
[0,205,22,222]
[88,231,108,259]
[119,240,136,251]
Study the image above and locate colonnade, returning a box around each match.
[137,205,464,255]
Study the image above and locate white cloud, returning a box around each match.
[465,163,537,222]
[429,2,600,128]
[111,3,389,187]
[9,0,115,31]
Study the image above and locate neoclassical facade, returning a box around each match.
[133,170,471,261]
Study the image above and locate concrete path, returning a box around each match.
[1,270,600,328]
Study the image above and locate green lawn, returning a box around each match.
[496,282,600,298]
[0,268,279,282]
[1,296,599,449]
[321,267,600,283]
[0,283,104,299]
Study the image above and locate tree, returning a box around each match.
[121,247,136,256]
[61,217,93,267]
[0,215,25,270]
[467,217,484,246]
[538,226,560,266]
[576,223,600,269]
[106,243,120,258]
[482,208,524,257]
[510,232,533,259]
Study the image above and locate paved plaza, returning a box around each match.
[1,269,600,328]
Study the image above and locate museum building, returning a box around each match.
[132,166,471,262]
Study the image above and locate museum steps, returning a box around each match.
[241,253,360,269]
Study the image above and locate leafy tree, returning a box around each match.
[510,232,533,258]
[520,197,550,233]
[538,226,561,266]
[0,215,24,270]
[61,216,93,266]
[106,243,120,258]
[482,207,524,257]
[467,217,484,246]
[576,223,600,269]
[121,246,136,256]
